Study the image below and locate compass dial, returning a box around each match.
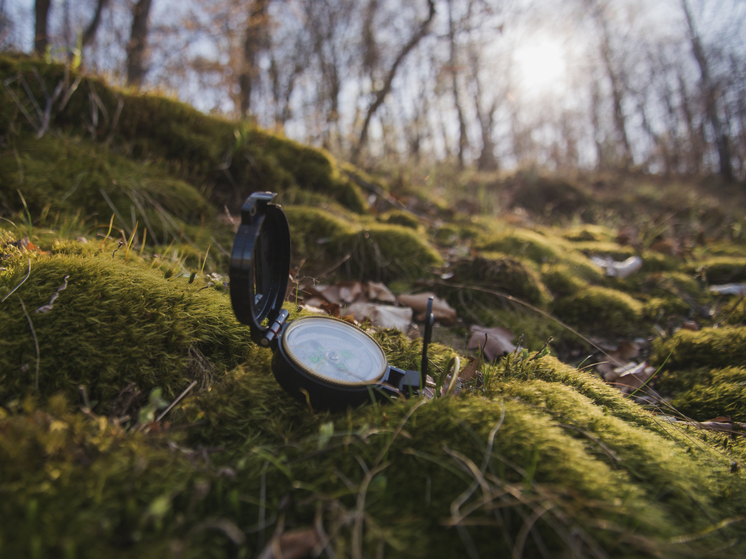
[282,317,387,386]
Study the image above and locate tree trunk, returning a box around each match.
[681,0,734,181]
[351,0,436,163]
[447,0,467,169]
[126,0,153,87]
[239,0,270,119]
[34,0,51,55]
[597,15,632,168]
[83,0,110,47]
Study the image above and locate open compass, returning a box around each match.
[230,192,433,410]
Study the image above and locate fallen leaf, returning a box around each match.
[459,357,481,381]
[257,527,320,559]
[367,281,396,303]
[710,283,746,296]
[320,301,341,317]
[338,281,364,303]
[397,292,458,324]
[611,362,655,393]
[590,255,643,278]
[345,302,412,331]
[467,325,516,362]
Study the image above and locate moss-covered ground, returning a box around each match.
[3,53,746,558]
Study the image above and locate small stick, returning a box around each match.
[79,385,91,409]
[17,296,40,390]
[1,258,31,303]
[156,380,198,423]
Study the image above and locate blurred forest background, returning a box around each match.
[1,0,746,180]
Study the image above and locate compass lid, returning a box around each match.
[230,192,290,345]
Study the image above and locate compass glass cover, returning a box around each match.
[283,317,387,385]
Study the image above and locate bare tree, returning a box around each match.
[351,0,436,163]
[34,0,51,55]
[126,0,154,87]
[82,0,110,47]
[447,0,468,169]
[239,0,270,118]
[681,0,733,181]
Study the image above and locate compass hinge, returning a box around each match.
[261,309,289,347]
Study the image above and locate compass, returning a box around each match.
[230,192,433,410]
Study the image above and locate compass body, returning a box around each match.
[230,192,430,410]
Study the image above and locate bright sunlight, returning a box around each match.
[512,36,568,97]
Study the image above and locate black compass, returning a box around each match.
[229,192,433,410]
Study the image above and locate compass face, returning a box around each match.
[282,317,387,386]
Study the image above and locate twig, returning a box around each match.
[79,385,91,409]
[3,75,40,132]
[155,380,198,423]
[1,258,31,303]
[17,296,40,390]
[35,274,69,313]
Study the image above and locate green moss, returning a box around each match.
[477,229,565,263]
[508,172,592,218]
[720,298,746,325]
[570,241,637,260]
[639,250,684,273]
[552,285,644,335]
[447,255,552,308]
[0,54,367,214]
[561,224,616,243]
[541,263,588,296]
[0,251,251,411]
[651,326,746,371]
[692,256,746,284]
[284,206,441,281]
[642,296,691,321]
[657,366,746,422]
[0,135,211,244]
[377,209,422,231]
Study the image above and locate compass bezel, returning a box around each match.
[282,316,388,387]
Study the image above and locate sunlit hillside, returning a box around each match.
[2,52,746,558]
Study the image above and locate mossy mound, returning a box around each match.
[0,54,367,214]
[376,209,422,231]
[656,366,746,422]
[507,171,592,218]
[692,256,746,284]
[561,224,616,243]
[0,134,213,245]
[445,255,552,309]
[552,286,645,335]
[541,263,588,297]
[4,356,746,558]
[477,229,565,263]
[285,206,442,281]
[651,326,746,421]
[0,249,250,411]
[652,326,746,371]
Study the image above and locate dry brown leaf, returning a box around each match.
[612,362,655,393]
[367,281,397,303]
[345,302,412,331]
[338,281,364,303]
[459,357,481,381]
[467,325,516,362]
[257,527,321,559]
[397,292,458,324]
[320,301,341,317]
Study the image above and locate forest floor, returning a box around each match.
[2,53,746,558]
